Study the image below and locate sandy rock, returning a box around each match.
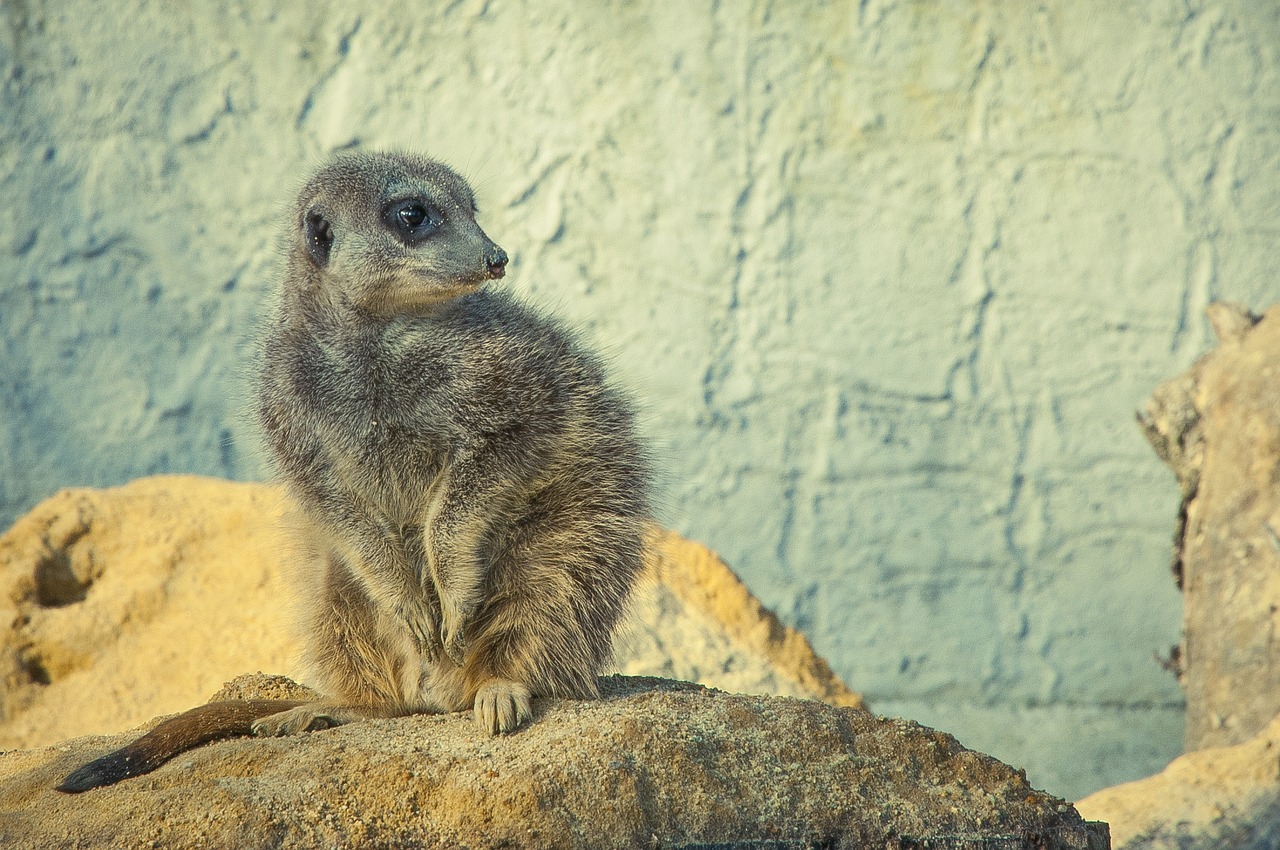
[0,476,1111,845]
[0,476,299,750]
[1137,302,1280,751]
[1076,710,1280,850]
[0,474,861,752]
[1074,300,1280,847]
[0,673,1104,849]
[622,529,865,711]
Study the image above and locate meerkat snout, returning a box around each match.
[485,244,508,279]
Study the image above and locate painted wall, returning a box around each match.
[3,0,1277,800]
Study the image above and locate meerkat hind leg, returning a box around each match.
[251,702,393,737]
[473,679,532,735]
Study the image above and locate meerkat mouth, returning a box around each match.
[369,277,491,315]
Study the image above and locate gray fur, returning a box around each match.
[255,150,652,735]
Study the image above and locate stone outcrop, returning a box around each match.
[0,673,1105,849]
[0,475,861,752]
[1074,300,1280,848]
[0,476,1109,847]
[1138,302,1280,751]
[1076,711,1280,850]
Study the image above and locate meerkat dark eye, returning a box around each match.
[399,204,427,228]
[384,199,444,243]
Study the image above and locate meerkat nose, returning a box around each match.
[485,245,509,279]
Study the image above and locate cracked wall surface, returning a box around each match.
[2,0,1277,800]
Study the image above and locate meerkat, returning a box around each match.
[58,150,653,793]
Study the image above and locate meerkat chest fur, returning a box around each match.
[265,290,576,524]
[256,151,651,731]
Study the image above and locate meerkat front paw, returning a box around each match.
[392,598,443,662]
[439,605,469,666]
[473,679,533,735]
[433,577,480,666]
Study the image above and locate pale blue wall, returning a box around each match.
[4,0,1278,800]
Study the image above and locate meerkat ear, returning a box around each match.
[304,209,335,268]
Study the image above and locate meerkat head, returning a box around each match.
[290,151,508,315]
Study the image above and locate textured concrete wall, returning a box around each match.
[2,1,1277,800]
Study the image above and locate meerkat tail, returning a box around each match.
[56,699,307,793]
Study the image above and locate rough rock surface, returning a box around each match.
[1138,302,1280,751]
[0,477,1113,845]
[0,475,861,752]
[0,673,1105,849]
[1056,301,1280,847]
[1076,711,1280,850]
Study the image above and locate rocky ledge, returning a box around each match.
[0,476,1105,847]
[0,673,1104,849]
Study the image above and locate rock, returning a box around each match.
[622,529,866,711]
[0,673,1105,849]
[1137,302,1280,751]
[1076,710,1280,850]
[0,476,300,750]
[1074,300,1280,846]
[0,476,1109,845]
[0,474,861,752]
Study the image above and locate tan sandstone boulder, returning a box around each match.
[0,476,1108,847]
[1138,302,1280,752]
[0,475,861,751]
[1076,711,1280,850]
[0,672,1105,849]
[1078,300,1280,849]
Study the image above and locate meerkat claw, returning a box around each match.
[444,639,466,666]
